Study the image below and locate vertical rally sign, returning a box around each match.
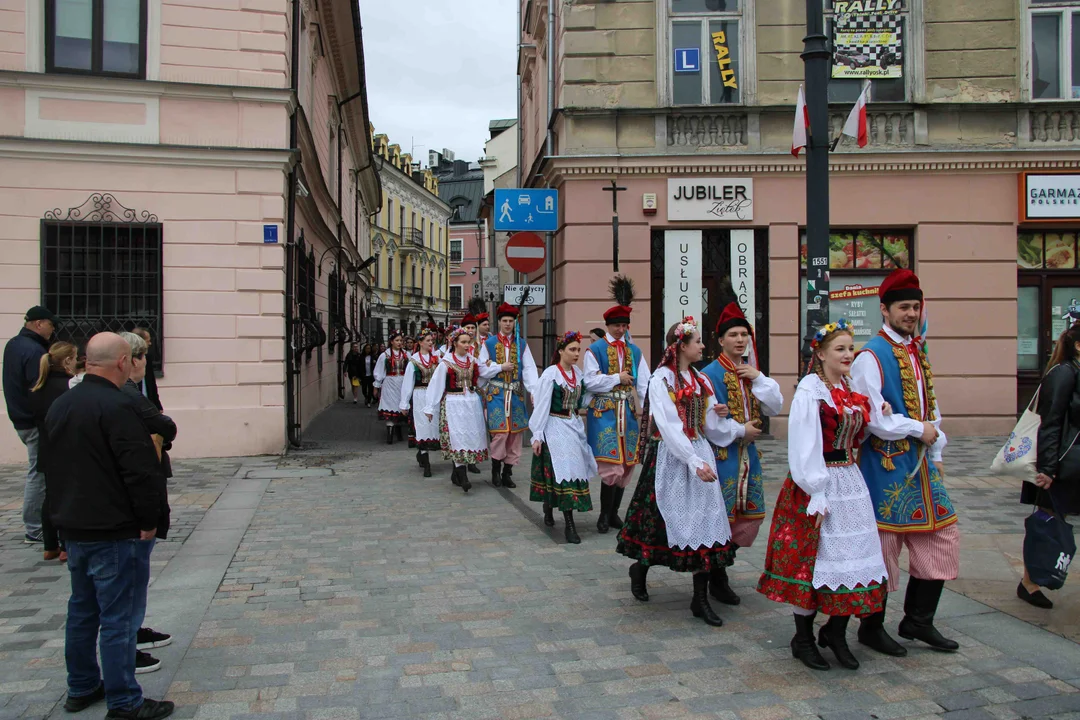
[664,230,703,334]
[730,229,755,323]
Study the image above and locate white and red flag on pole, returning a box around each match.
[841,80,872,148]
[792,84,809,157]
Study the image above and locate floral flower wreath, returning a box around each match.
[659,316,699,371]
[445,325,472,349]
[809,318,854,350]
[557,331,582,350]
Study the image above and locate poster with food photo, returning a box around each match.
[1017,234,1042,269]
[1045,233,1077,269]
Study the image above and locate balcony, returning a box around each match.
[399,228,424,252]
[402,286,424,308]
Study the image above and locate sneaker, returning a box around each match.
[134,651,161,674]
[44,550,61,561]
[105,698,175,720]
[137,627,172,650]
[24,533,43,544]
[63,684,105,713]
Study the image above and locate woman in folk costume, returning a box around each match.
[479,303,539,488]
[616,317,736,628]
[700,302,784,606]
[584,275,650,535]
[529,331,598,544]
[373,331,409,445]
[423,326,489,493]
[757,320,890,672]
[399,328,440,478]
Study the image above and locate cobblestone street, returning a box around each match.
[2,403,1079,720]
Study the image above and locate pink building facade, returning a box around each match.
[0,0,380,461]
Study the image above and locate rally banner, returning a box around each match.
[831,0,903,80]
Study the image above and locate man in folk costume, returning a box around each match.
[849,268,958,655]
[466,298,488,358]
[700,301,784,605]
[478,303,539,488]
[583,276,650,534]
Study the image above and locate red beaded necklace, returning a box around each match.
[416,351,435,369]
[451,353,471,370]
[557,363,576,388]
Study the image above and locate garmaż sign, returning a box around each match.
[668,178,753,221]
[1022,173,1080,222]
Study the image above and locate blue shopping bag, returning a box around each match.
[1023,502,1076,591]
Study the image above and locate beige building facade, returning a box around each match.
[517,0,1080,437]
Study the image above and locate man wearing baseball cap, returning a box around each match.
[3,306,59,542]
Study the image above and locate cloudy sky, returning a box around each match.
[361,1,518,166]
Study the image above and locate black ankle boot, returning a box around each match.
[543,502,555,527]
[709,565,740,606]
[596,484,612,534]
[564,511,581,544]
[451,466,462,486]
[818,615,859,669]
[791,613,830,671]
[395,424,404,441]
[459,466,472,493]
[491,459,503,486]
[421,453,432,478]
[501,464,516,489]
[608,487,625,530]
[858,596,907,657]
[467,463,480,474]
[628,562,649,602]
[415,448,424,466]
[898,579,959,651]
[386,426,394,445]
[690,572,724,627]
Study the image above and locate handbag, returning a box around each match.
[1023,493,1076,591]
[991,388,1040,479]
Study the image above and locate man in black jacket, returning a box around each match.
[45,332,174,720]
[2,305,56,543]
[132,327,162,411]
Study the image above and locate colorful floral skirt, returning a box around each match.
[616,441,732,573]
[757,477,886,617]
[529,443,592,512]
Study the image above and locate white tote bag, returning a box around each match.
[991,388,1040,479]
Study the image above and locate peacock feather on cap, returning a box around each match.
[609,274,635,307]
[467,297,487,317]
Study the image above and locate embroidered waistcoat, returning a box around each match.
[700,358,765,521]
[481,335,528,433]
[409,355,437,388]
[384,350,407,377]
[586,339,642,466]
[550,374,583,419]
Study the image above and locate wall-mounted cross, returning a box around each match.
[602,179,628,272]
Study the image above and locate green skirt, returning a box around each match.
[529,442,592,512]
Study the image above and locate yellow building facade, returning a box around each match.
[369,131,453,340]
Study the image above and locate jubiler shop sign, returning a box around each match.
[668,178,753,222]
[1022,172,1080,222]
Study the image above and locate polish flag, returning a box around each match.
[792,85,809,157]
[842,80,872,148]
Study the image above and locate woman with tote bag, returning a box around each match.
[1019,323,1080,608]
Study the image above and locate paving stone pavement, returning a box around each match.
[0,402,1078,720]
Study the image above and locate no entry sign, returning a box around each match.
[505,232,546,274]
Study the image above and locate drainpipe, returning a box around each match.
[336,113,345,401]
[542,0,556,365]
[284,0,302,448]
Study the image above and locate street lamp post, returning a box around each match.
[801,0,832,373]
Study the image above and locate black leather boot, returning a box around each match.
[858,596,907,657]
[459,466,472,493]
[451,466,462,486]
[791,613,829,671]
[690,572,724,627]
[421,452,432,478]
[818,615,859,670]
[386,426,394,445]
[709,564,740,606]
[564,511,581,544]
[467,463,480,474]
[543,502,555,527]
[628,562,649,602]
[491,459,503,486]
[415,448,424,466]
[596,484,612,534]
[395,424,404,441]
[898,579,959,651]
[501,464,516,489]
[608,487,625,530]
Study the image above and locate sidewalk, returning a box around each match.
[0,401,1076,720]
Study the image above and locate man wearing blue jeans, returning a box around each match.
[2,306,55,543]
[44,333,173,720]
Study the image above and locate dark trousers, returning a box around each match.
[361,377,375,404]
[42,488,61,552]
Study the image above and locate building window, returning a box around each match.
[1030,2,1080,99]
[429,270,434,297]
[669,0,743,105]
[388,199,394,232]
[799,229,914,349]
[826,0,908,102]
[42,212,163,365]
[46,0,148,78]
[1018,231,1080,370]
[450,239,463,263]
[373,253,380,285]
[449,284,463,311]
[399,205,406,236]
[387,256,393,290]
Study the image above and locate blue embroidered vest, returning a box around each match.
[585,339,642,465]
[482,334,528,434]
[857,332,957,533]
[700,359,766,522]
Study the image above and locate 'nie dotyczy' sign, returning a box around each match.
[668,179,754,222]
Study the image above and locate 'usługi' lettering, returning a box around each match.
[711,32,738,89]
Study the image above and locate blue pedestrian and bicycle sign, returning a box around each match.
[493,188,559,233]
[674,47,700,73]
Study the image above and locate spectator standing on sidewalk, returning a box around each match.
[343,342,363,404]
[3,305,58,544]
[29,341,78,561]
[119,332,176,671]
[132,328,162,411]
[1019,322,1080,609]
[45,332,174,720]
[360,344,377,406]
